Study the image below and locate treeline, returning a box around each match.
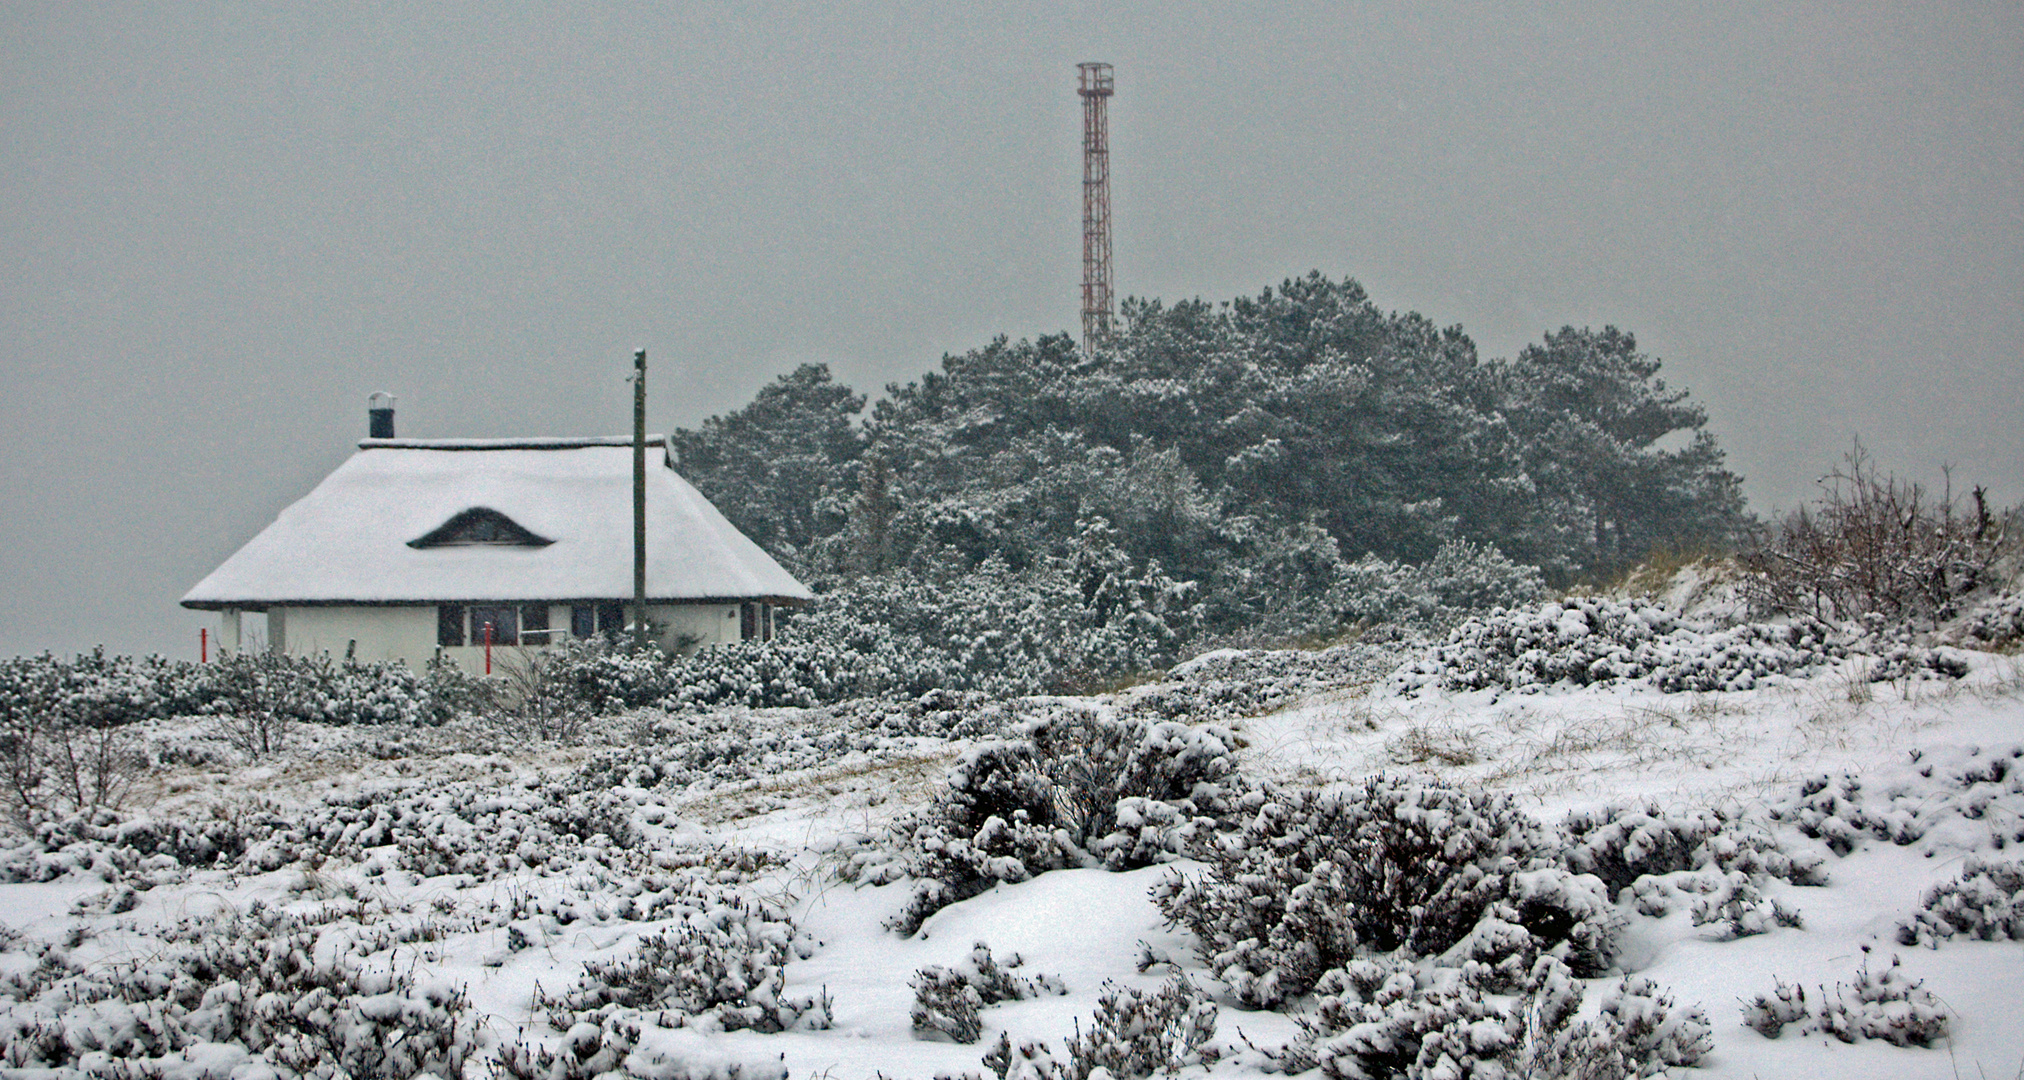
[676,273,1749,673]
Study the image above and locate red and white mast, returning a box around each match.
[1078,62,1116,359]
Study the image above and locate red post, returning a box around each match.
[200,627,208,664]
[484,622,493,675]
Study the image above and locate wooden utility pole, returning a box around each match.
[633,349,649,653]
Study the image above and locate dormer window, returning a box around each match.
[408,507,553,549]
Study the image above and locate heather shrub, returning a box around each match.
[0,905,477,1078]
[1560,804,1827,899]
[1742,952,1948,1048]
[1770,747,2024,858]
[977,977,1218,1080]
[498,1014,790,1080]
[1390,596,1844,695]
[1957,591,2024,650]
[1896,857,2024,946]
[886,710,1241,934]
[1325,539,1547,634]
[538,879,828,1034]
[1278,955,1708,1080]
[911,943,1066,1044]
[1151,776,1619,1007]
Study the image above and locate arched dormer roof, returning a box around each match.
[407,507,554,548]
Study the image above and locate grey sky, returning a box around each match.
[3,2,2020,659]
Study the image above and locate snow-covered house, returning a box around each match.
[181,413,812,670]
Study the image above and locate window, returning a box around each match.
[571,605,596,640]
[469,606,518,646]
[520,604,551,644]
[437,605,465,647]
[596,602,624,634]
[741,603,758,642]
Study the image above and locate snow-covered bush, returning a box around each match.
[1062,978,1219,1080]
[1325,540,1547,636]
[1771,745,2024,858]
[1122,643,1401,725]
[539,878,827,1034]
[573,692,1026,797]
[1152,776,1619,1008]
[499,1015,790,1080]
[2,777,646,887]
[1957,591,2024,650]
[1278,956,1708,1080]
[1390,597,1844,695]
[884,711,1242,934]
[0,649,213,734]
[1742,953,1948,1048]
[977,977,1218,1080]
[1560,803,1827,903]
[1740,446,2013,626]
[1686,872,1804,938]
[911,943,1066,1044]
[1896,857,2024,946]
[0,804,293,884]
[201,651,431,730]
[0,905,477,1078]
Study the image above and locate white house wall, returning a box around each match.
[652,603,744,649]
[274,606,439,670]
[253,602,755,672]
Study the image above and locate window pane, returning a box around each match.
[438,605,465,647]
[571,605,596,639]
[521,604,550,644]
[470,606,518,647]
[597,602,624,633]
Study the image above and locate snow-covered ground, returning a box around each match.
[3,636,2021,1079]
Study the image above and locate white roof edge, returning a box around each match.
[359,435,670,451]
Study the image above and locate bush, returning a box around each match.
[1151,776,1618,1008]
[1389,596,1844,695]
[498,1015,790,1080]
[1325,540,1547,635]
[977,977,1218,1080]
[912,943,1066,1044]
[1278,956,1708,1080]
[1560,803,1827,900]
[1957,591,2024,650]
[1741,445,2015,626]
[1897,857,2024,946]
[1062,978,1219,1080]
[1123,643,1402,726]
[0,905,476,1077]
[538,878,828,1034]
[1742,952,1948,1048]
[886,711,1242,934]
[1770,746,2024,858]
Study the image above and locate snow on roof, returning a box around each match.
[182,437,813,609]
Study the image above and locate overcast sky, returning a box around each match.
[3,2,2020,659]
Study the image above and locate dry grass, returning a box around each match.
[1383,719,1481,767]
[1974,656,2024,702]
[1580,543,1731,600]
[668,746,963,827]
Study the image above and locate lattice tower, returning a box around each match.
[1078,62,1115,358]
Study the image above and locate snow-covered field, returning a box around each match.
[3,620,2021,1079]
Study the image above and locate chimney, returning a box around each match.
[368,392,396,439]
